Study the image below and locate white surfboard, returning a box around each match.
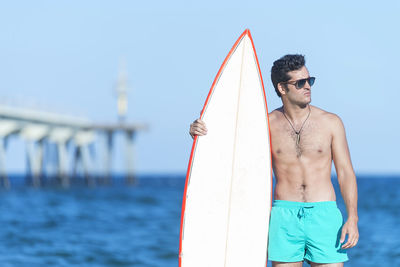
[179,29,273,267]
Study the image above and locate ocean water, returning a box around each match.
[0,175,399,266]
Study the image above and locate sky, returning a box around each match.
[0,0,399,175]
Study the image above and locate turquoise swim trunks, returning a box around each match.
[268,200,348,263]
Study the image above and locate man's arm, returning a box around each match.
[331,114,359,249]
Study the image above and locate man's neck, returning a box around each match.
[282,102,310,123]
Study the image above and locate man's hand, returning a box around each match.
[189,119,208,139]
[340,218,359,249]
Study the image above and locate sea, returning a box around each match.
[0,174,399,267]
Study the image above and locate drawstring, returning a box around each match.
[297,206,314,219]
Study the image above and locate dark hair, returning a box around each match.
[271,54,305,97]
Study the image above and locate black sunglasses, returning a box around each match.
[281,77,315,89]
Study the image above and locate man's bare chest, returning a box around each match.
[270,121,332,158]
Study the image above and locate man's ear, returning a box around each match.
[278,83,287,96]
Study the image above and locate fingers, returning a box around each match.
[339,226,350,249]
[339,220,360,249]
[342,232,359,249]
[193,118,206,126]
[189,119,208,139]
[339,227,347,244]
[341,240,351,249]
[353,234,359,247]
[190,128,207,136]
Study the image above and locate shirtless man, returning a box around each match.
[189,55,359,266]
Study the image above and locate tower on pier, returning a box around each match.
[115,59,130,123]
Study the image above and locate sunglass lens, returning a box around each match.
[309,77,315,86]
[296,79,306,89]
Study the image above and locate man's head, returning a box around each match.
[271,54,313,106]
[271,54,306,97]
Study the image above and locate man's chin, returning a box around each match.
[299,99,311,108]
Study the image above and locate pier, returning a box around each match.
[0,64,146,188]
[0,105,146,188]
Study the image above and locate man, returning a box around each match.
[189,55,359,266]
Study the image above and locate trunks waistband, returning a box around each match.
[272,200,337,208]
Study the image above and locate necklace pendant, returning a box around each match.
[296,134,300,145]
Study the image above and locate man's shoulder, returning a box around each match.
[312,106,341,122]
[268,108,280,117]
[268,107,283,123]
[311,106,344,131]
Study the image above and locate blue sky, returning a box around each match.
[0,1,399,175]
